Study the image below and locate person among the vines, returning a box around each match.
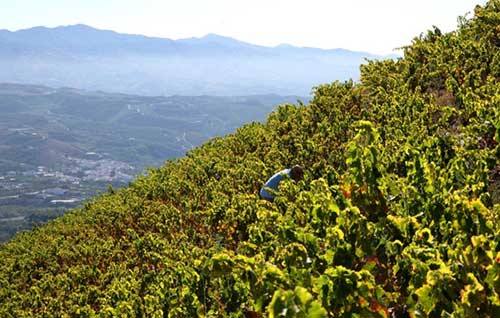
[260,165,303,202]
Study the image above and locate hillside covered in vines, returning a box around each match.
[1,1,500,317]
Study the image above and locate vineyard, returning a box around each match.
[1,1,500,317]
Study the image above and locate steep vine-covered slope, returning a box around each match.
[1,1,500,317]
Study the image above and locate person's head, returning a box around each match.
[290,165,304,181]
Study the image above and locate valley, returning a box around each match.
[0,83,304,240]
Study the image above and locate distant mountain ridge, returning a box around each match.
[0,24,376,56]
[0,24,394,96]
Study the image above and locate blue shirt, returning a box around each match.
[260,168,291,200]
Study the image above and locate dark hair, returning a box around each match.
[290,165,303,181]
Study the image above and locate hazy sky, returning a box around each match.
[0,0,487,55]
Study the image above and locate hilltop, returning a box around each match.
[1,1,500,317]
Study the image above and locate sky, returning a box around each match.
[0,0,488,55]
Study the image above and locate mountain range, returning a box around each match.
[0,24,394,96]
